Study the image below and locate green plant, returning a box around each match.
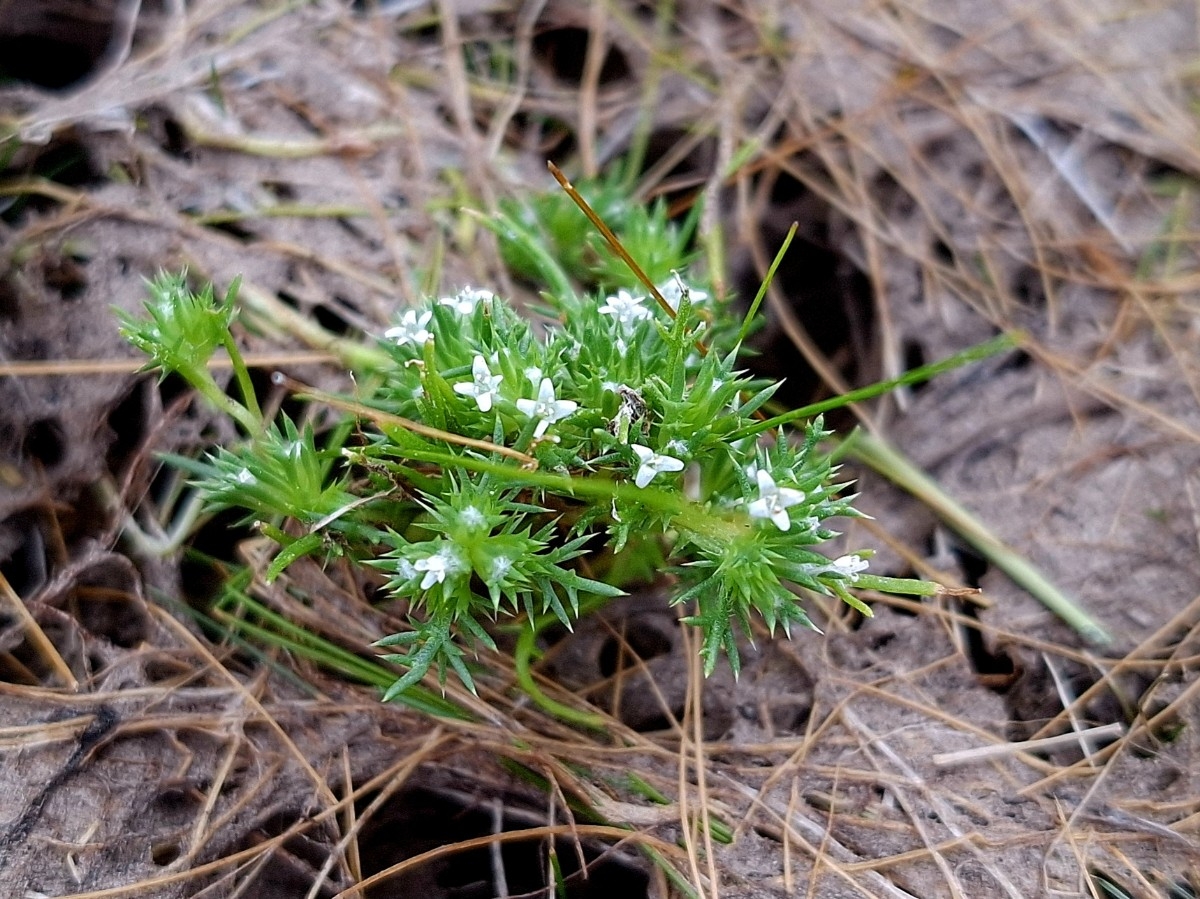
[118,185,939,704]
[493,163,700,298]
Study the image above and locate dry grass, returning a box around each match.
[1,0,1199,896]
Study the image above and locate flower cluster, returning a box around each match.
[362,278,874,680]
[123,257,893,698]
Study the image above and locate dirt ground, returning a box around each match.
[2,1,1200,897]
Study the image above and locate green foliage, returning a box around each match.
[492,167,699,296]
[120,182,931,702]
[118,271,261,434]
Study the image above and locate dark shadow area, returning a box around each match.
[531,26,631,86]
[356,785,650,899]
[730,161,876,425]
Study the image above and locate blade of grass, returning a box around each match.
[513,620,608,731]
[736,222,797,346]
[730,332,1019,443]
[548,160,675,318]
[212,587,475,720]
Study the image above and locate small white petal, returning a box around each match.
[658,456,685,475]
[631,444,655,464]
[630,444,685,489]
[598,289,651,328]
[453,354,503,412]
[551,398,578,420]
[518,378,577,437]
[413,546,460,589]
[777,485,805,506]
[439,287,493,315]
[657,275,709,312]
[413,556,446,589]
[634,464,656,489]
[831,554,869,581]
[747,469,806,531]
[460,505,486,528]
[490,555,513,582]
[384,309,434,346]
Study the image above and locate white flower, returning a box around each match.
[385,309,433,346]
[235,468,256,485]
[489,555,513,582]
[459,505,486,529]
[830,554,869,581]
[516,378,578,438]
[657,275,709,312]
[413,546,460,590]
[630,444,685,489]
[598,289,651,328]
[524,366,543,387]
[439,286,493,315]
[747,469,806,531]
[453,354,503,412]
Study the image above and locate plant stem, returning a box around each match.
[731,333,1019,443]
[513,623,608,730]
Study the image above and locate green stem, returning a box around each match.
[214,592,474,720]
[736,222,796,346]
[513,620,608,731]
[190,367,262,435]
[731,333,1019,443]
[220,322,264,428]
[478,208,574,301]
[856,574,939,596]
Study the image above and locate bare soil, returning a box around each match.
[1,1,1199,897]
